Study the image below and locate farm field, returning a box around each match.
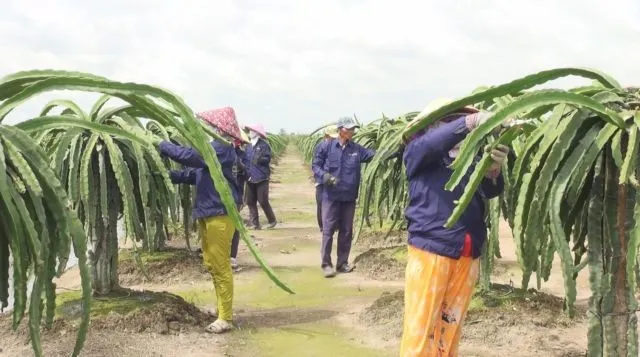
[2,144,600,357]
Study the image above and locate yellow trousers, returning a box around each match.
[400,245,480,357]
[198,215,235,321]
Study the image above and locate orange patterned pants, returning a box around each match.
[400,245,480,357]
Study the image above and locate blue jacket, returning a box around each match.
[246,138,271,183]
[234,146,249,197]
[313,140,326,186]
[159,140,241,220]
[403,116,504,259]
[312,139,375,202]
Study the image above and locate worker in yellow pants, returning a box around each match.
[199,216,235,325]
[157,106,245,334]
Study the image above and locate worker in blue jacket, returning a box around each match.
[312,116,376,278]
[244,124,277,229]
[314,125,339,232]
[158,107,243,335]
[399,99,509,356]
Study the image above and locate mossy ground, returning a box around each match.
[118,247,207,285]
[230,321,394,357]
[176,266,385,310]
[55,288,210,334]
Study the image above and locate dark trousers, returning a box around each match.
[246,180,276,227]
[315,185,323,232]
[230,203,242,259]
[321,199,356,269]
[230,230,239,259]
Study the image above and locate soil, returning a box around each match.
[359,285,589,357]
[352,245,407,280]
[354,229,405,249]
[57,288,211,333]
[0,289,222,357]
[0,145,606,356]
[118,248,209,286]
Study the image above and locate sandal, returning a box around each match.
[204,319,234,334]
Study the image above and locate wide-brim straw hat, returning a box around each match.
[323,125,339,138]
[403,98,479,140]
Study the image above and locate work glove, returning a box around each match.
[486,144,510,171]
[148,134,163,147]
[384,149,403,161]
[132,126,163,147]
[322,173,338,186]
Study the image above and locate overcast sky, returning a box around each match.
[2,0,639,133]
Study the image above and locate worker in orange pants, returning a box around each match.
[399,98,509,356]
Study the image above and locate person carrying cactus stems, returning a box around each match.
[155,106,243,334]
[314,125,339,232]
[312,116,376,278]
[244,123,278,230]
[399,98,510,356]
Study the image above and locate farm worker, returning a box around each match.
[244,123,278,229]
[314,125,339,232]
[230,133,250,272]
[312,117,375,278]
[399,98,509,356]
[156,106,243,334]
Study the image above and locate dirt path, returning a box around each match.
[1,145,595,357]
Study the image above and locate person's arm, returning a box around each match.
[312,141,331,183]
[384,148,404,162]
[213,142,237,167]
[255,141,272,165]
[158,141,206,168]
[481,173,504,198]
[169,168,197,185]
[359,144,376,163]
[480,144,508,198]
[403,116,469,178]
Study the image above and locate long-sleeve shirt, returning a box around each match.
[403,116,504,259]
[246,138,272,183]
[159,140,241,219]
[312,138,375,202]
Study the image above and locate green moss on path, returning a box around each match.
[176,266,385,309]
[232,321,394,357]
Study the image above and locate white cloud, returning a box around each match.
[1,0,639,132]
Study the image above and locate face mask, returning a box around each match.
[249,131,259,139]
